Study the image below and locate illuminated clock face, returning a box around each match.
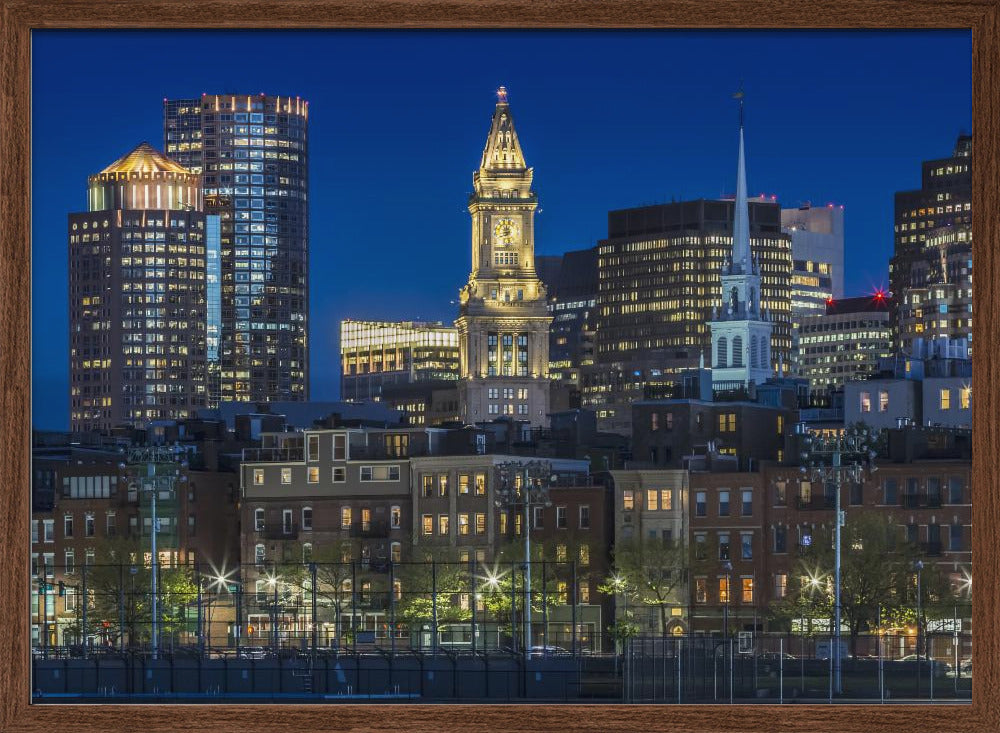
[493,217,519,245]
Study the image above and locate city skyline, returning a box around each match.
[33,30,972,429]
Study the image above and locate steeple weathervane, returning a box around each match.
[732,83,745,128]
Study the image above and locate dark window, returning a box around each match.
[948,476,964,504]
[774,526,787,553]
[950,524,964,551]
[850,482,863,506]
[884,478,898,505]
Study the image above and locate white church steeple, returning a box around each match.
[710,90,774,388]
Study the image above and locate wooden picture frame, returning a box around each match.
[1,1,995,730]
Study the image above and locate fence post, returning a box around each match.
[677,637,682,704]
[431,560,438,654]
[779,637,783,704]
[929,636,934,701]
[310,562,318,663]
[571,561,577,655]
[828,635,833,703]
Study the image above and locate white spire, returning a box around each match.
[732,99,751,276]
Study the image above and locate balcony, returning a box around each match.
[261,522,299,540]
[921,541,943,556]
[348,520,390,539]
[796,495,836,511]
[242,446,304,462]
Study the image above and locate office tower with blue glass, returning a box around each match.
[163,94,310,405]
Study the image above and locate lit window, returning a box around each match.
[422,514,433,535]
[741,577,754,604]
[860,391,872,413]
[341,506,352,529]
[878,390,889,413]
[438,514,450,535]
[646,490,658,511]
[940,389,951,410]
[253,469,264,485]
[281,468,292,484]
[961,387,971,409]
[718,577,730,604]
[695,578,707,604]
[307,467,319,483]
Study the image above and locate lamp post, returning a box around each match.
[796,423,878,695]
[494,460,555,652]
[123,445,187,660]
[915,560,924,660]
[721,560,733,641]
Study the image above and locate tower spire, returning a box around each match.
[479,84,527,172]
[731,86,751,275]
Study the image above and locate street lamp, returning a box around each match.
[494,460,555,652]
[797,423,878,695]
[915,560,924,661]
[721,561,733,641]
[123,445,187,660]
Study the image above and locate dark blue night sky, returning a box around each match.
[32,30,971,430]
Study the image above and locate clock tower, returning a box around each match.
[456,87,551,427]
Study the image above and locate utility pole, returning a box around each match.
[494,460,555,653]
[123,445,187,660]
[796,423,878,695]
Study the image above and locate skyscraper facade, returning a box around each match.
[890,134,971,350]
[163,94,309,405]
[798,295,893,396]
[339,319,460,402]
[455,88,551,426]
[69,143,208,432]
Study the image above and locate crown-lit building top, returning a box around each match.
[87,142,201,212]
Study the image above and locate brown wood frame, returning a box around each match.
[1,1,995,730]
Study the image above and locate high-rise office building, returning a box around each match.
[798,295,893,396]
[780,202,845,376]
[781,203,845,315]
[585,198,791,433]
[455,87,551,427]
[339,319,460,401]
[69,143,208,432]
[890,135,971,349]
[163,93,309,405]
[538,248,598,393]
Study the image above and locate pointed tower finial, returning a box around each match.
[497,85,508,104]
[733,82,745,128]
[730,87,751,276]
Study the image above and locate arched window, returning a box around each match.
[254,508,265,532]
[254,543,265,566]
[748,287,756,314]
[730,287,739,314]
[716,337,728,368]
[732,336,744,367]
[302,543,312,564]
[750,336,759,368]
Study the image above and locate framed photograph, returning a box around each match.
[3,1,997,731]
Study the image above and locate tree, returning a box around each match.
[393,547,473,633]
[79,536,197,648]
[605,536,688,636]
[768,513,957,653]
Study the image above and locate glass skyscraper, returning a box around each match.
[163,94,309,405]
